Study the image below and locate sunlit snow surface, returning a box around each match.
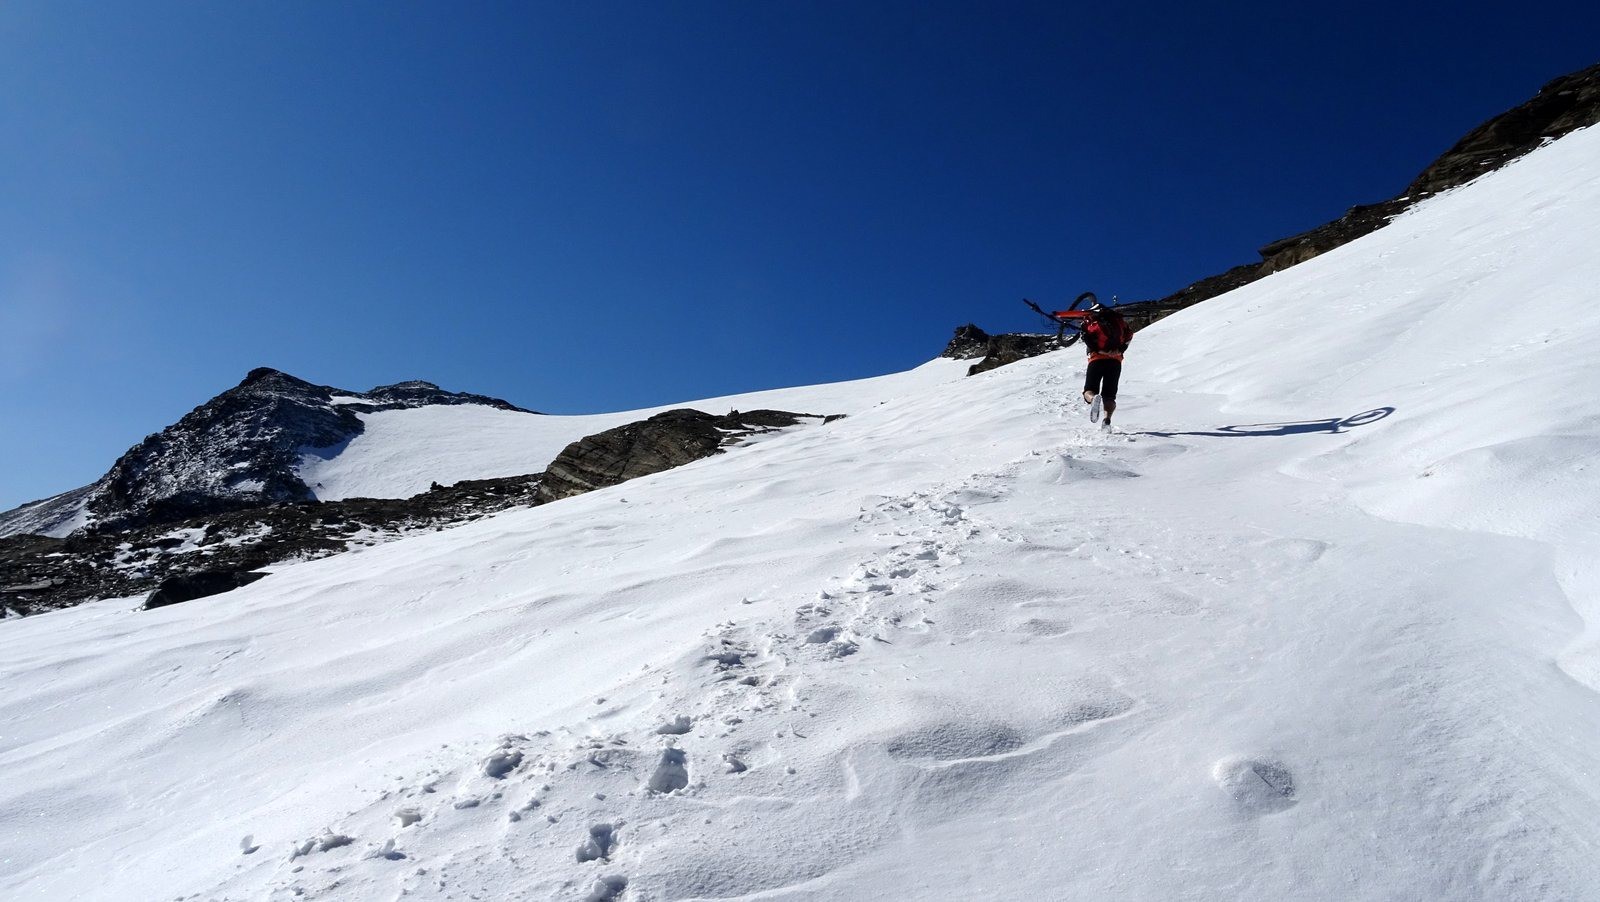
[3,127,1600,901]
[296,363,967,501]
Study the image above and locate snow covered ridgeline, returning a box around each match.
[3,126,1600,899]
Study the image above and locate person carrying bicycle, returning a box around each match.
[1050,295,1133,429]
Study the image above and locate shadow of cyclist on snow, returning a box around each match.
[1140,407,1395,438]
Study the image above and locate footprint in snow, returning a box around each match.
[288,831,355,860]
[586,875,629,901]
[804,626,841,644]
[822,639,859,659]
[1213,756,1299,815]
[576,823,618,862]
[1025,454,1140,484]
[655,714,693,735]
[885,721,1028,763]
[646,748,690,793]
[1012,617,1074,637]
[482,748,523,778]
[363,838,406,861]
[1261,537,1331,565]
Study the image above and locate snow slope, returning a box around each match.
[0,484,94,539]
[2,126,1599,901]
[296,361,968,501]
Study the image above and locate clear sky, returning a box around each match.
[1,1,1596,509]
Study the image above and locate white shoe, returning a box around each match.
[1089,394,1103,424]
[1100,421,1113,433]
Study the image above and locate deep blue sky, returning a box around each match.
[2,1,1596,508]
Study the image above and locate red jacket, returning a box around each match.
[1052,310,1132,362]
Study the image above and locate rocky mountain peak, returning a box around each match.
[359,379,530,412]
[941,324,992,360]
[0,367,539,539]
[241,366,309,386]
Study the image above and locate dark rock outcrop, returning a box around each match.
[1116,61,1600,328]
[941,324,993,360]
[1114,263,1265,332]
[0,367,537,540]
[144,569,269,610]
[941,324,1068,376]
[88,369,364,534]
[965,333,1062,376]
[537,409,818,503]
[0,471,548,616]
[1405,63,1600,201]
[347,379,528,414]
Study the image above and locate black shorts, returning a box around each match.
[1084,358,1121,402]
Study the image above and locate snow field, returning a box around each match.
[296,360,970,502]
[1,127,1599,900]
[1144,124,1600,695]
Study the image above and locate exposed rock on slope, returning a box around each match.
[941,324,993,360]
[537,409,824,503]
[965,334,1062,376]
[353,379,526,412]
[143,570,269,610]
[0,471,549,616]
[940,324,1064,376]
[90,368,365,533]
[0,368,534,539]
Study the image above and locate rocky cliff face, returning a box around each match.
[940,324,1064,376]
[941,325,993,360]
[0,368,534,539]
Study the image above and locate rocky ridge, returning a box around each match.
[943,61,1600,375]
[1115,61,1600,328]
[538,409,830,503]
[0,368,535,540]
[940,324,1062,376]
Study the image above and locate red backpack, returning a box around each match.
[1084,309,1133,356]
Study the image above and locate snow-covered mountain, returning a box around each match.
[2,116,1597,902]
[0,363,976,617]
[0,368,536,539]
[0,359,983,547]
